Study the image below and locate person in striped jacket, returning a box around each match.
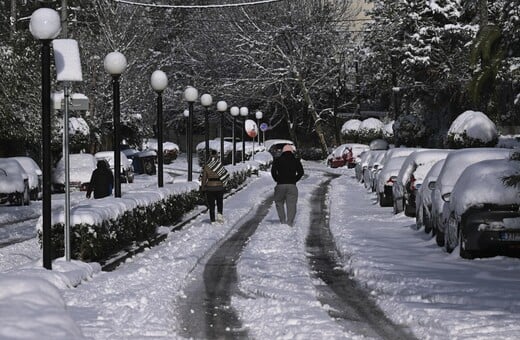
[200,150,230,224]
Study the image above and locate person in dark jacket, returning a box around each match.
[86,160,114,199]
[270,144,304,226]
[200,150,229,224]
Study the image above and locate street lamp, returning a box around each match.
[200,93,213,164]
[230,106,239,165]
[239,106,248,163]
[150,70,168,188]
[30,7,61,270]
[184,86,198,181]
[216,101,228,163]
[183,109,189,157]
[104,51,127,198]
[255,110,263,146]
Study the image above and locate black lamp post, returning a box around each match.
[230,106,239,165]
[255,111,263,146]
[200,93,213,164]
[104,51,127,198]
[239,107,248,163]
[184,86,198,181]
[151,70,168,188]
[217,101,228,164]
[183,109,189,155]
[30,8,61,270]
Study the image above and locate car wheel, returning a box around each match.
[404,202,415,217]
[423,207,432,234]
[435,229,445,247]
[23,183,30,205]
[393,198,403,214]
[379,193,387,207]
[444,217,458,253]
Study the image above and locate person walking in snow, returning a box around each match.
[270,144,304,226]
[86,160,114,199]
[200,150,230,224]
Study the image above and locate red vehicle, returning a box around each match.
[328,143,370,168]
[328,144,350,168]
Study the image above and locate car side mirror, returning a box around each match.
[428,181,436,190]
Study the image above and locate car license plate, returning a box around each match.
[499,232,520,241]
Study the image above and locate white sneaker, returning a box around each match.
[216,213,224,223]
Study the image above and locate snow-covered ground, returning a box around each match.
[0,160,519,339]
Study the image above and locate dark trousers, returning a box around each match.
[206,190,223,222]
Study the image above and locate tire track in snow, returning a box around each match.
[177,194,274,339]
[306,175,418,340]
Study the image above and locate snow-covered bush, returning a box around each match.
[445,110,498,149]
[340,119,361,142]
[393,114,428,146]
[357,118,384,143]
[39,167,253,262]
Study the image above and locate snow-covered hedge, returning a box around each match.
[357,118,385,144]
[445,110,498,149]
[340,119,362,142]
[38,166,254,262]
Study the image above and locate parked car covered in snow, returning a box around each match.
[363,150,386,191]
[327,144,351,168]
[444,158,520,258]
[143,139,179,164]
[357,150,385,186]
[9,156,42,200]
[346,143,369,169]
[376,156,408,207]
[95,151,134,184]
[52,153,97,192]
[430,148,512,247]
[0,158,30,206]
[392,150,451,217]
[416,159,445,233]
[264,139,294,159]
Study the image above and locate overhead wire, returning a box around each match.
[114,0,284,9]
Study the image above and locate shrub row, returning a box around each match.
[39,166,254,262]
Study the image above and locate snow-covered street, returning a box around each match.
[1,161,520,339]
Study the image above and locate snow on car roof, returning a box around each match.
[417,159,446,204]
[450,159,520,217]
[436,148,512,196]
[380,147,420,168]
[263,139,294,150]
[396,149,452,185]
